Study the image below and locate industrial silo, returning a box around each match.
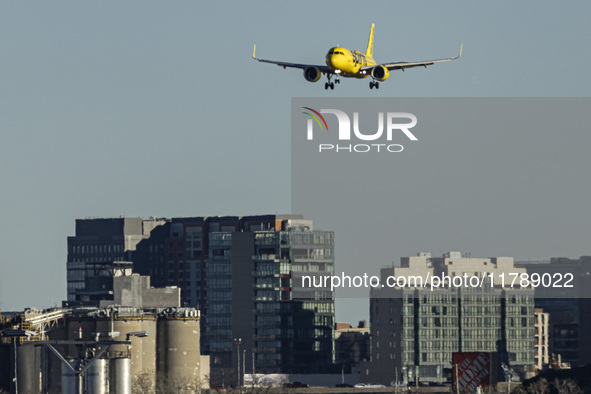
[140,315,157,389]
[157,308,201,386]
[46,322,69,394]
[60,359,77,394]
[96,308,156,389]
[17,342,41,394]
[109,357,132,394]
[85,358,109,394]
[96,310,142,374]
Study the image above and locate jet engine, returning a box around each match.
[303,66,322,82]
[371,65,390,81]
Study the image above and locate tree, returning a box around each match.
[155,371,205,394]
[553,378,583,394]
[132,370,156,394]
[512,376,583,394]
[524,377,549,394]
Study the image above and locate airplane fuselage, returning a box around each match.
[325,47,376,78]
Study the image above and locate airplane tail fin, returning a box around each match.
[366,23,375,58]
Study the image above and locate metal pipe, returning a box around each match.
[252,350,255,389]
[14,339,18,394]
[234,338,241,393]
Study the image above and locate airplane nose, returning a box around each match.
[329,56,339,67]
[326,54,336,68]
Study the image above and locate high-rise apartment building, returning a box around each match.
[365,252,535,385]
[206,223,335,377]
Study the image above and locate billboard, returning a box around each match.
[453,352,491,393]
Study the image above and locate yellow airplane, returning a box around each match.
[252,24,462,90]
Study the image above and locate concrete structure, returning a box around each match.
[534,308,550,372]
[157,308,202,385]
[364,252,535,386]
[99,273,180,309]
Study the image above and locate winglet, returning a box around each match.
[456,43,463,59]
[253,44,257,59]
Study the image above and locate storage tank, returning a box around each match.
[60,359,77,394]
[85,358,109,394]
[157,309,201,385]
[96,314,142,375]
[46,323,68,394]
[96,310,156,382]
[17,342,41,394]
[109,357,132,394]
[140,317,157,390]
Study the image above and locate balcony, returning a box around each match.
[254,296,280,302]
[291,256,333,262]
[254,284,280,290]
[252,254,284,262]
[252,271,281,277]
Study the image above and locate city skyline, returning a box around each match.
[2,1,591,326]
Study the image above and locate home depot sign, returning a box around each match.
[452,352,491,393]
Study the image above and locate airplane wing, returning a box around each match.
[362,44,463,72]
[252,45,334,74]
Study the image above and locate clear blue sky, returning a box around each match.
[1,1,590,323]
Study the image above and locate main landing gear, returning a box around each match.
[324,73,340,90]
[369,81,380,89]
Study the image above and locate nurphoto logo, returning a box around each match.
[302,107,418,153]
